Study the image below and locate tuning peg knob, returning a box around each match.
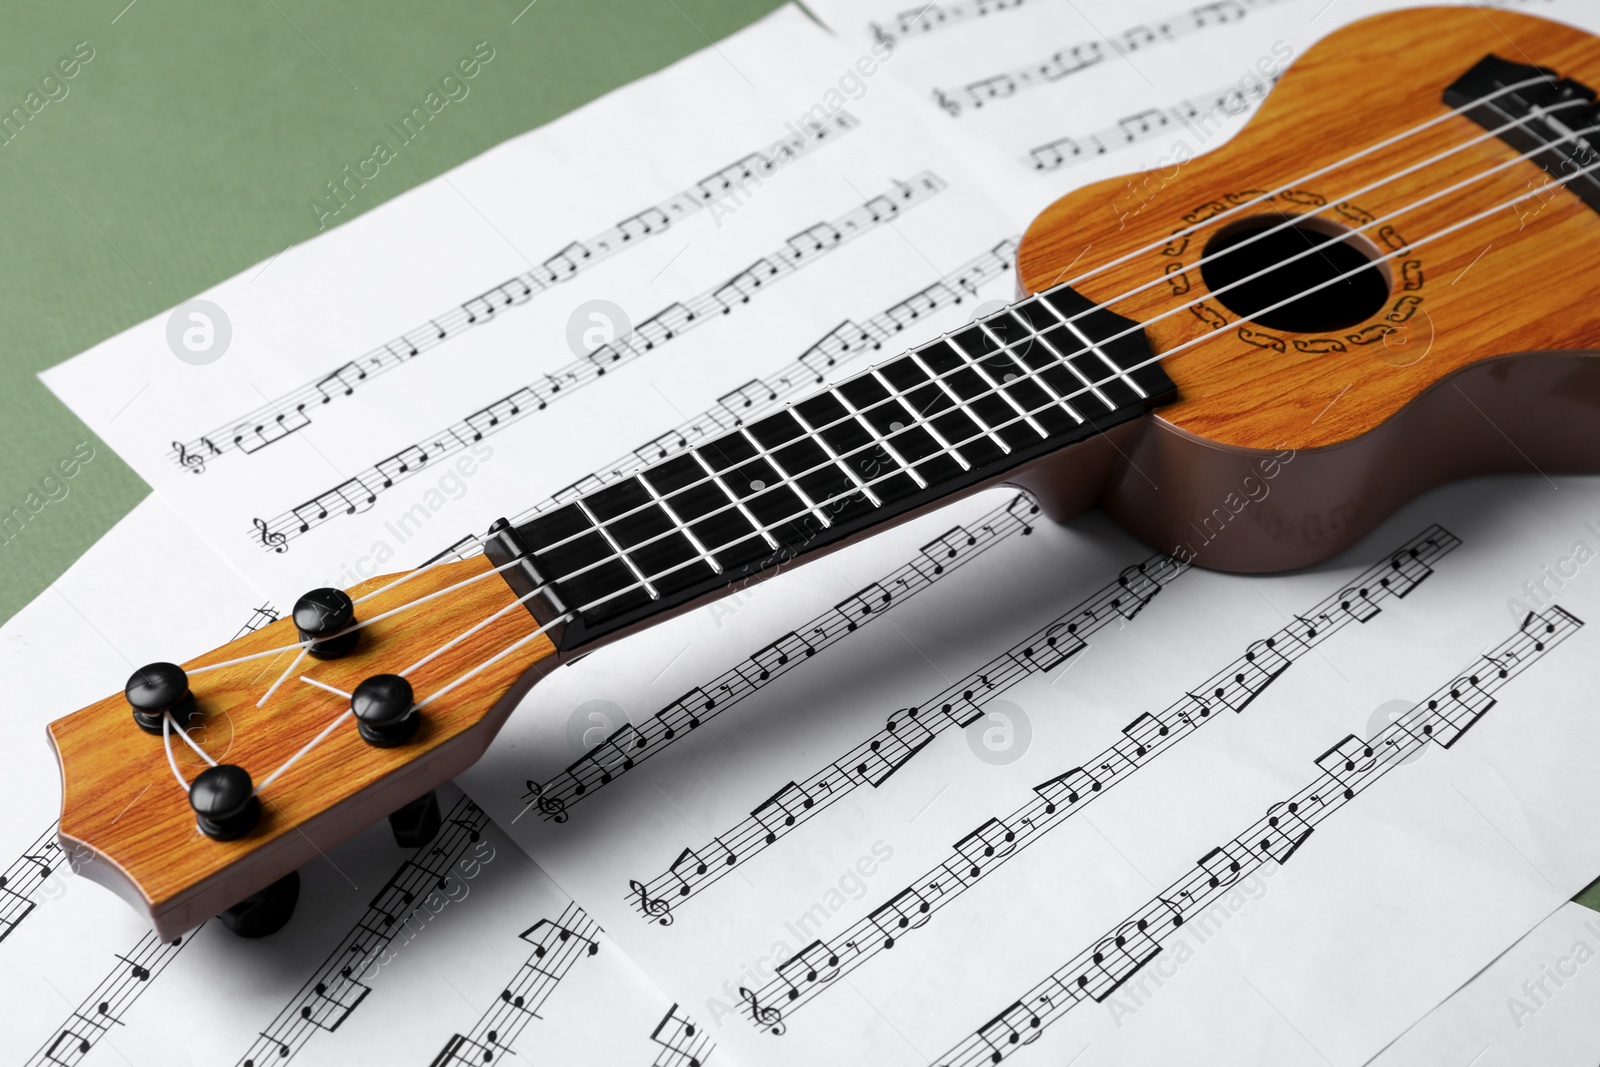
[351,674,420,747]
[189,764,261,841]
[293,588,359,658]
[125,662,199,735]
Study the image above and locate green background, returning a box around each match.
[0,0,788,621]
[1,0,1594,915]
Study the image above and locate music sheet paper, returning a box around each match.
[799,0,1594,217]
[1369,902,1600,1067]
[39,5,1036,601]
[459,469,1600,1067]
[0,495,735,1067]
[25,2,1600,1067]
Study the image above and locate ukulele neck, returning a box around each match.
[487,284,1177,653]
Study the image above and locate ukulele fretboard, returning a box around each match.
[488,285,1175,650]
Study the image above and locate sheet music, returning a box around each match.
[464,472,1600,1067]
[41,5,1037,600]
[0,496,732,1067]
[802,0,1583,219]
[25,2,1600,1066]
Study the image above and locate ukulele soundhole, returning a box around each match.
[1200,215,1389,334]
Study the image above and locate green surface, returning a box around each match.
[0,0,788,624]
[2,0,1596,919]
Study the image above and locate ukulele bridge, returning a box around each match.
[1443,54,1600,215]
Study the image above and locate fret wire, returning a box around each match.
[905,347,1014,458]
[574,498,660,600]
[517,314,1158,607]
[828,387,929,490]
[954,330,1049,439]
[1020,317,1115,412]
[565,360,1140,618]
[786,405,884,507]
[1036,293,1150,401]
[535,334,1102,584]
[686,449,782,551]
[734,424,834,529]
[975,319,1086,424]
[868,364,972,471]
[634,471,724,575]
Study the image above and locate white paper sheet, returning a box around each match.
[1369,901,1600,1067]
[0,496,733,1067]
[461,473,1600,1067]
[30,2,1600,1066]
[801,0,1596,223]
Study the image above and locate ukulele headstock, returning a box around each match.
[46,553,557,940]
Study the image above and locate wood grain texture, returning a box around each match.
[47,555,555,937]
[1018,5,1600,451]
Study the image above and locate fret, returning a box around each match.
[688,447,782,554]
[575,497,659,600]
[974,313,1087,424]
[916,340,1039,452]
[870,364,971,470]
[633,472,723,574]
[958,324,1084,436]
[831,377,929,489]
[585,476,719,597]
[735,424,834,531]
[494,281,1176,650]
[1042,295,1146,404]
[785,403,886,507]
[948,325,1052,439]
[885,350,1012,468]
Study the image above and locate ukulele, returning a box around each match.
[47,5,1600,940]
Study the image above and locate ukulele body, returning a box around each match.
[45,4,1600,940]
[1011,4,1600,570]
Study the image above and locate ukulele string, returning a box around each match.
[186,556,528,679]
[427,144,1600,635]
[223,80,1593,783]
[464,105,1590,597]
[1031,97,1596,329]
[253,677,356,794]
[252,79,1583,620]
[480,109,1600,579]
[1047,73,1562,295]
[161,709,219,794]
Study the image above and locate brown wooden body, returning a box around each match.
[46,4,1600,938]
[1014,5,1600,567]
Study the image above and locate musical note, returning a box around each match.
[727,527,1462,1023]
[649,1003,715,1067]
[930,603,1581,1063]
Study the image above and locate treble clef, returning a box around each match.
[739,986,786,1035]
[173,441,205,475]
[526,780,568,823]
[252,517,288,554]
[630,879,673,926]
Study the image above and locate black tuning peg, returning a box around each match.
[351,674,420,747]
[293,588,359,658]
[125,662,199,735]
[189,764,261,841]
